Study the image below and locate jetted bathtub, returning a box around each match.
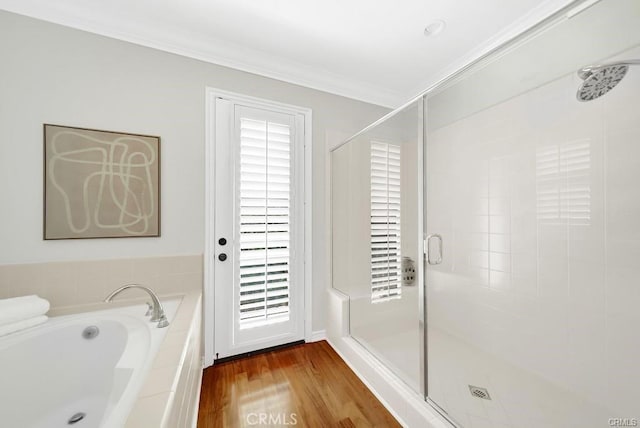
[0,299,180,428]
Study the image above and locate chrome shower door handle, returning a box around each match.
[426,234,443,265]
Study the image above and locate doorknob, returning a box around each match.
[218,253,227,262]
[425,234,443,265]
[218,238,227,246]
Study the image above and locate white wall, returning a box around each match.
[0,10,389,331]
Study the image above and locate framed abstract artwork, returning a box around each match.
[43,124,161,239]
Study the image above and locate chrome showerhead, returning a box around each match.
[576,60,640,102]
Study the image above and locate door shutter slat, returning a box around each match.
[238,117,292,326]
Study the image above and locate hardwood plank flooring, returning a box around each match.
[197,340,401,427]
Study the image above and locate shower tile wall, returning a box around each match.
[427,45,640,426]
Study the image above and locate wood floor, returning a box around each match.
[197,340,401,427]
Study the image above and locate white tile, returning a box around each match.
[423,47,640,427]
[489,216,510,235]
[605,314,640,416]
[125,392,172,428]
[489,234,510,254]
[488,253,511,273]
[152,344,186,369]
[139,364,179,397]
[605,265,640,324]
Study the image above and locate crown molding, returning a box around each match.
[0,0,587,110]
[405,0,580,98]
[0,2,404,108]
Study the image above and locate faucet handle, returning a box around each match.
[145,302,153,317]
[156,315,169,328]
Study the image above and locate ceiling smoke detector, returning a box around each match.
[424,20,446,37]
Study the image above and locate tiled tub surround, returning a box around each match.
[28,292,201,428]
[0,255,202,306]
[0,255,203,428]
[125,291,202,428]
[1,298,177,426]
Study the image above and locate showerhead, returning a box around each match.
[576,60,640,102]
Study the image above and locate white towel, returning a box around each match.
[0,315,48,337]
[0,295,50,326]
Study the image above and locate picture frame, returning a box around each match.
[43,124,161,240]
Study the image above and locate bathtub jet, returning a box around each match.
[576,59,640,101]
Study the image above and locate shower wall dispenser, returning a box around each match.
[402,257,416,286]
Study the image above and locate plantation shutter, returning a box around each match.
[238,115,291,327]
[370,142,402,302]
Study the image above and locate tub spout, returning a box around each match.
[104,284,169,328]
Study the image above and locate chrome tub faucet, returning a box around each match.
[104,284,169,328]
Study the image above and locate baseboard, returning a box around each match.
[325,337,449,428]
[308,329,326,342]
[326,338,409,427]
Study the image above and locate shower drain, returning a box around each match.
[468,385,491,400]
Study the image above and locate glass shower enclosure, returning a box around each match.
[332,0,640,426]
[331,101,425,393]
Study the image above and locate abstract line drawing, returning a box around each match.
[44,124,160,239]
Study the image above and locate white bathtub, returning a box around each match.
[0,299,180,428]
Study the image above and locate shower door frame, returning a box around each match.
[331,0,597,423]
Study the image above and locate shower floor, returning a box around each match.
[353,323,612,427]
[352,324,422,393]
[428,328,611,428]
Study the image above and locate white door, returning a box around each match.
[213,97,305,360]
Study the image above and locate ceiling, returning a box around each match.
[0,0,578,107]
